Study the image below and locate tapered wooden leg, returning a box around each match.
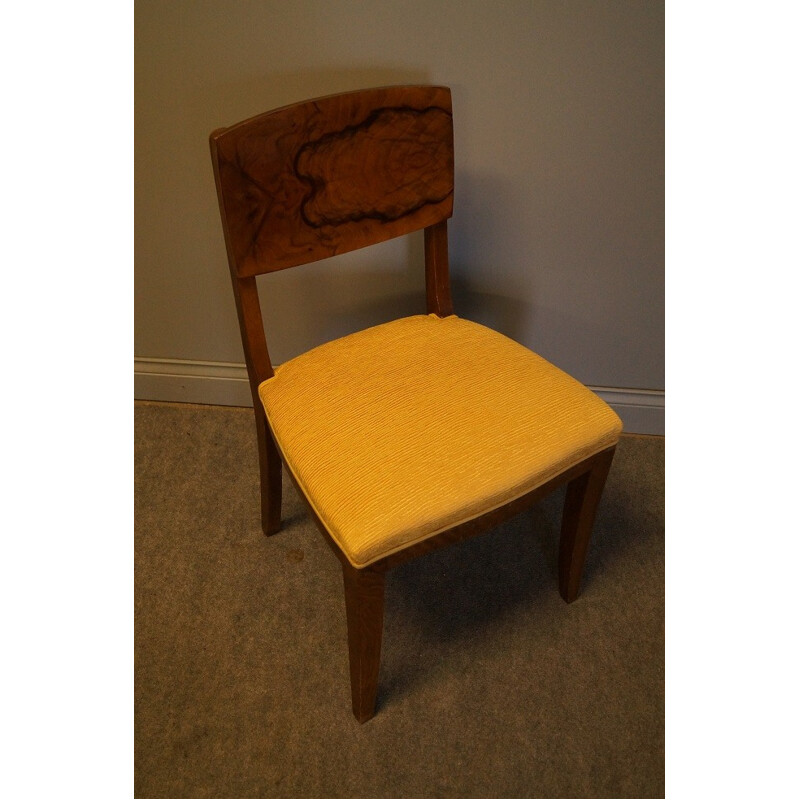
[254,408,282,536]
[342,562,385,723]
[559,447,615,603]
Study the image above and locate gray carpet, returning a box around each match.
[135,401,664,798]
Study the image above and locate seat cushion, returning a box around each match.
[259,314,622,567]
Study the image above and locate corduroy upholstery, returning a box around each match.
[260,314,622,567]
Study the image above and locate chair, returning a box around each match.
[209,86,622,723]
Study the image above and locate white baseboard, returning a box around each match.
[135,357,664,435]
[134,357,253,407]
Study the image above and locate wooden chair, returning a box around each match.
[209,86,622,723]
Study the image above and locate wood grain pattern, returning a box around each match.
[211,86,454,277]
[296,106,452,227]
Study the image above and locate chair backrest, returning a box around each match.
[210,85,454,277]
[209,85,455,389]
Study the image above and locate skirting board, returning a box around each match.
[135,357,665,436]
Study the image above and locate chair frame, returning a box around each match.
[210,86,615,723]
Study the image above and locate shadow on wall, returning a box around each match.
[451,278,530,347]
[449,169,535,346]
[257,231,533,366]
[256,234,427,364]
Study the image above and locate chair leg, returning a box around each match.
[342,561,385,723]
[255,408,282,536]
[559,447,615,603]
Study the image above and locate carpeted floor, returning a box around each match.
[135,401,664,798]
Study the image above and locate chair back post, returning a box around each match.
[232,275,274,392]
[424,219,453,317]
[209,132,275,394]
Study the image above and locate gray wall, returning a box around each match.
[135,0,664,431]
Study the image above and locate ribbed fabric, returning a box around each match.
[259,315,622,567]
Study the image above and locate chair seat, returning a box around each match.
[259,314,622,567]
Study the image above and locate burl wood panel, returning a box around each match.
[211,86,454,277]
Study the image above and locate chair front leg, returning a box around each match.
[342,561,385,723]
[558,447,615,603]
[255,407,282,536]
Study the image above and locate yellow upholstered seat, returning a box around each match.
[260,314,622,567]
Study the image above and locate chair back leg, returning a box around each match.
[342,562,386,723]
[255,408,282,536]
[558,447,616,603]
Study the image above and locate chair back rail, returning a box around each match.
[210,85,454,278]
